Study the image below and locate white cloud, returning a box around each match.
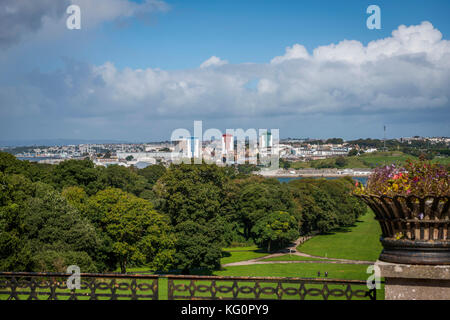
[85,22,449,118]
[1,22,449,136]
[257,78,278,94]
[71,0,169,28]
[271,44,309,64]
[0,0,170,48]
[0,0,69,48]
[200,56,228,68]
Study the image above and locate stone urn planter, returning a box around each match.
[355,194,450,265]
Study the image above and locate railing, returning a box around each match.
[0,272,159,300]
[0,272,377,300]
[167,275,376,300]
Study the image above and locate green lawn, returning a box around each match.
[215,263,370,279]
[290,151,417,169]
[221,246,268,265]
[297,209,383,261]
[432,156,450,165]
[359,152,416,167]
[222,245,259,251]
[289,151,449,169]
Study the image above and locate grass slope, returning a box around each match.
[215,263,369,279]
[289,151,449,169]
[221,249,268,265]
[297,209,382,261]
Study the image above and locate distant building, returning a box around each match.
[172,137,199,158]
[222,133,233,155]
[259,131,272,149]
[187,137,200,158]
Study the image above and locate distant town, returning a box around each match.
[1,135,449,177]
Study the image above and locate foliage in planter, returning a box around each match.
[354,159,449,197]
[352,159,450,264]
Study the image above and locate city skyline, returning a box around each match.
[1,0,450,142]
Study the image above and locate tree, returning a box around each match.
[98,164,148,196]
[236,164,260,175]
[251,211,299,252]
[87,188,175,273]
[288,179,339,234]
[326,138,344,144]
[62,186,88,212]
[173,220,223,273]
[154,163,229,273]
[32,250,97,272]
[138,164,166,186]
[0,173,34,271]
[48,159,102,195]
[232,176,299,239]
[335,157,348,168]
[315,178,366,226]
[0,152,29,175]
[279,159,291,169]
[287,177,366,234]
[0,173,101,272]
[126,155,134,161]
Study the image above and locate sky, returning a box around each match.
[0,0,449,144]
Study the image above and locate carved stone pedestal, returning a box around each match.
[376,260,450,300]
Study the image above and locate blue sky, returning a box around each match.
[0,0,449,143]
[101,0,450,69]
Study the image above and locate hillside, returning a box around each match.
[289,151,450,169]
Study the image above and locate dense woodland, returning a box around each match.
[0,151,366,274]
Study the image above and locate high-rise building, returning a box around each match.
[173,136,200,158]
[221,133,233,155]
[259,131,272,149]
[187,136,200,158]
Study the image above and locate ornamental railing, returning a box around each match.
[166,275,377,300]
[0,272,378,300]
[0,272,159,300]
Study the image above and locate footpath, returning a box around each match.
[222,236,374,267]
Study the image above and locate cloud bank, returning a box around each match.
[0,0,69,48]
[1,21,449,139]
[0,0,169,48]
